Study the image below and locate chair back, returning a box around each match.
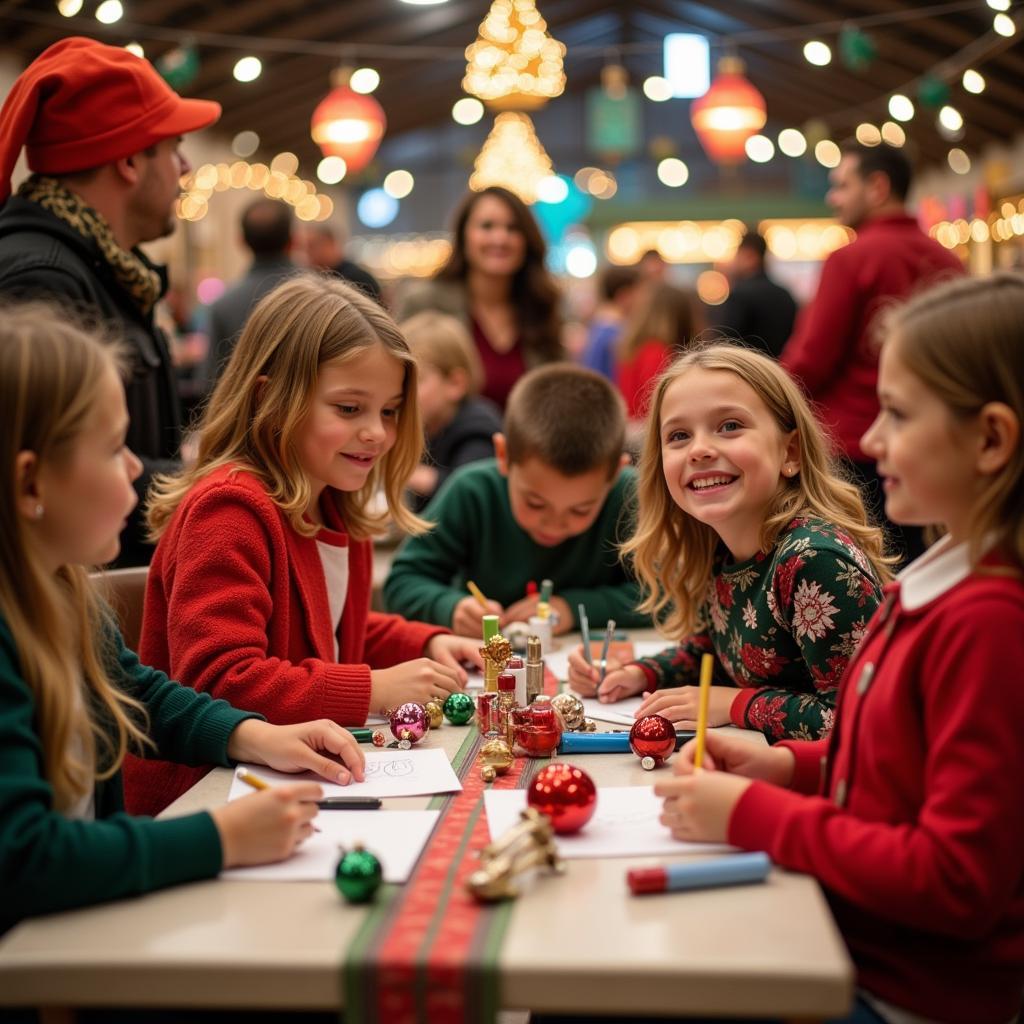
[89,566,149,652]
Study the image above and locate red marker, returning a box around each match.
[627,852,771,895]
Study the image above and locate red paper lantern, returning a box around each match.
[690,57,767,165]
[310,84,386,174]
[527,763,597,834]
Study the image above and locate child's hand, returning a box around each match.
[425,634,485,682]
[673,730,796,787]
[370,658,463,713]
[580,660,646,702]
[452,596,504,638]
[407,463,439,497]
[569,648,638,698]
[635,685,735,728]
[654,772,753,844]
[227,719,365,784]
[212,782,323,867]
[500,595,572,635]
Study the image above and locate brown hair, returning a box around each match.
[504,364,625,478]
[0,304,150,810]
[436,186,563,363]
[622,342,893,638]
[619,283,700,359]
[401,311,483,395]
[148,275,426,541]
[883,272,1024,567]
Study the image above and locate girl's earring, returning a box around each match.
[33,503,44,519]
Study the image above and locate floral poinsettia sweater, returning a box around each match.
[631,516,882,742]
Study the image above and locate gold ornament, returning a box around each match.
[480,737,514,774]
[480,633,513,673]
[425,700,444,729]
[481,764,497,783]
[551,692,585,731]
[582,718,597,732]
[466,807,564,902]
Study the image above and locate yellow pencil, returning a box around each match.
[466,580,489,611]
[694,653,713,771]
[236,769,320,831]
[237,768,270,791]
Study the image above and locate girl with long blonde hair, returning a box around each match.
[126,275,480,816]
[569,342,891,742]
[658,272,1024,1024]
[0,303,365,932]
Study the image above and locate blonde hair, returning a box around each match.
[884,272,1024,568]
[401,311,482,395]
[0,304,150,811]
[149,275,426,541]
[622,342,893,638]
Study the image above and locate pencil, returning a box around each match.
[598,619,615,685]
[578,603,593,668]
[236,769,321,831]
[466,580,489,611]
[694,653,713,771]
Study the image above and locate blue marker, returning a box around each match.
[627,852,772,895]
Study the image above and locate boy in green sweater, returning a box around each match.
[384,364,650,637]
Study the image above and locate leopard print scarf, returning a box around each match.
[18,174,163,315]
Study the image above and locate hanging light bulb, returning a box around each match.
[690,57,767,165]
[469,112,555,203]
[311,71,387,174]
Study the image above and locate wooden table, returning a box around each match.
[0,635,853,1020]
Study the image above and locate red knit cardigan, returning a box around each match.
[124,465,445,816]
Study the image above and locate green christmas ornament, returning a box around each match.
[839,26,877,72]
[917,74,950,111]
[443,691,475,725]
[334,844,382,904]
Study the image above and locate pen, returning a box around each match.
[598,619,615,685]
[537,578,553,620]
[578,604,593,668]
[316,796,382,810]
[627,852,772,895]
[466,580,489,611]
[236,769,322,831]
[694,653,713,771]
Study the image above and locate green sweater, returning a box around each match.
[0,614,258,933]
[384,460,649,630]
[633,516,883,742]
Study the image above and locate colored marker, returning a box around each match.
[559,732,631,754]
[467,580,489,611]
[694,653,713,771]
[627,852,771,895]
[316,796,382,810]
[578,604,593,668]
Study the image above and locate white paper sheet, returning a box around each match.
[484,786,734,859]
[221,809,440,883]
[543,639,669,682]
[228,748,462,801]
[579,694,645,726]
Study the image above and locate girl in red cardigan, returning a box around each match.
[125,276,480,816]
[658,274,1024,1024]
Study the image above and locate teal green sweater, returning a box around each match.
[0,615,258,933]
[384,460,649,630]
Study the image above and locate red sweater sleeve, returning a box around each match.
[780,248,860,396]
[776,737,828,795]
[728,598,1024,940]
[154,486,372,726]
[361,610,447,669]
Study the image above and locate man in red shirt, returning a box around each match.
[781,143,964,561]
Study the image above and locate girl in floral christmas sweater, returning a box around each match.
[569,342,891,742]
[657,272,1024,1024]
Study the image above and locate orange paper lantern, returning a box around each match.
[310,84,386,175]
[690,57,767,165]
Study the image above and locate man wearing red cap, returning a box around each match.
[0,37,220,566]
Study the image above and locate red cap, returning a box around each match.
[626,867,668,895]
[0,37,221,202]
[497,672,516,692]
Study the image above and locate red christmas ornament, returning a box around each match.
[526,763,597,834]
[690,56,767,165]
[629,714,676,768]
[389,702,429,744]
[513,703,562,757]
[310,79,386,174]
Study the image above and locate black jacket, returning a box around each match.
[0,196,182,567]
[713,271,798,360]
